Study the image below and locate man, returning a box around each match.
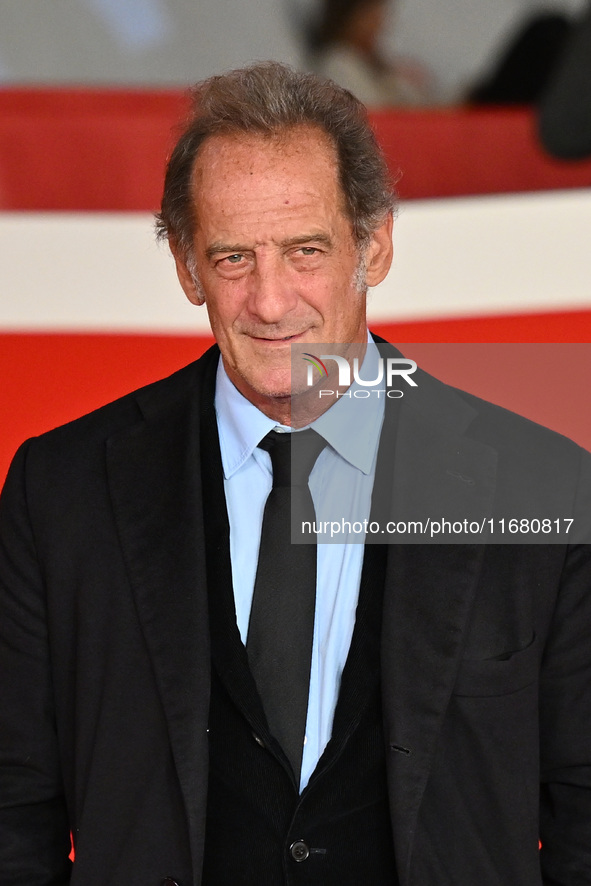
[1,62,591,886]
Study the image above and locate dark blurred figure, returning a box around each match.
[538,2,591,159]
[467,12,572,104]
[307,0,435,106]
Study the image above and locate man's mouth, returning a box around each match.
[250,331,306,343]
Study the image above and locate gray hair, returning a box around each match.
[155,61,396,261]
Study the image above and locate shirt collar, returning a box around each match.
[214,332,384,479]
[214,359,278,479]
[312,335,384,475]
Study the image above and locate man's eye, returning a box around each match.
[300,247,318,255]
[225,254,243,264]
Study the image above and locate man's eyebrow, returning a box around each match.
[205,243,247,260]
[280,233,334,249]
[205,233,334,260]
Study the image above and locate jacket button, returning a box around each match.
[161,879,181,886]
[290,840,310,862]
[252,732,266,748]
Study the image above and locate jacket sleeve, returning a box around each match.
[0,441,72,885]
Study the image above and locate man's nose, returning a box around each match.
[247,256,298,323]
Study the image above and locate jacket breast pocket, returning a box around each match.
[452,635,539,697]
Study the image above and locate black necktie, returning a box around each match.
[247,428,326,779]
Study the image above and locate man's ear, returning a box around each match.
[364,213,394,288]
[170,244,206,306]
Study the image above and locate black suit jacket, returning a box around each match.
[1,341,591,886]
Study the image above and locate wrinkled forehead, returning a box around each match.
[190,125,349,220]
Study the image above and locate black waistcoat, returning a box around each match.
[199,370,399,886]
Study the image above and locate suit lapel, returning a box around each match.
[380,360,497,884]
[106,349,219,883]
[197,358,278,753]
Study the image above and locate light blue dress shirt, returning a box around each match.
[214,336,385,791]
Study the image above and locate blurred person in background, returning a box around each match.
[466,11,573,104]
[307,0,435,106]
[539,0,591,158]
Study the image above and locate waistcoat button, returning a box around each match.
[161,879,181,886]
[290,840,310,862]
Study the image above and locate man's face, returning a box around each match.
[173,126,392,420]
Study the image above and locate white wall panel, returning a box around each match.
[1,189,589,332]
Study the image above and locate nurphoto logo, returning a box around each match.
[302,352,418,398]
